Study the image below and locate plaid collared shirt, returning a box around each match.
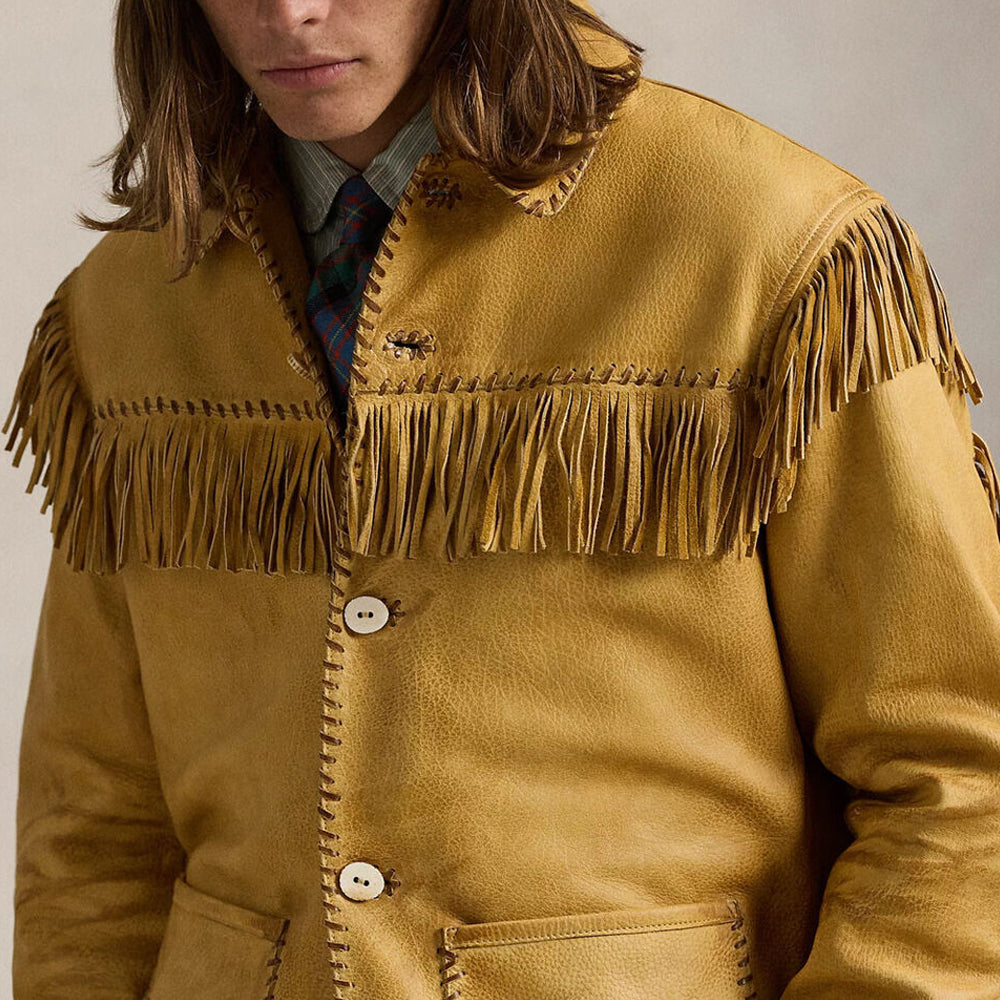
[274,98,441,271]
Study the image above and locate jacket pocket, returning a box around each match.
[144,874,289,1000]
[437,895,756,1000]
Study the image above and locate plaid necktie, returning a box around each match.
[304,174,393,424]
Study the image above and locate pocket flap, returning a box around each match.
[439,895,755,1000]
[145,875,289,1000]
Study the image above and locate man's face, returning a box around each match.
[194,0,444,143]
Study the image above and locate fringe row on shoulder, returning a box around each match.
[750,197,993,522]
[4,196,998,572]
[2,277,339,574]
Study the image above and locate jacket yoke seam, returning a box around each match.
[759,184,875,350]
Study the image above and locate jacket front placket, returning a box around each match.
[219,142,457,994]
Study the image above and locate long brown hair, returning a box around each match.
[77,0,644,282]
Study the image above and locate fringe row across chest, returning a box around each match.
[4,198,1000,573]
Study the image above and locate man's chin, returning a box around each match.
[263,101,380,145]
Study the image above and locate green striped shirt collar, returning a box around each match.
[276,97,441,235]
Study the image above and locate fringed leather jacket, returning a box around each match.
[6,10,1000,999]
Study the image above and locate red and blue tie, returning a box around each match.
[304,174,394,424]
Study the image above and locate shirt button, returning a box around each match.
[338,860,386,901]
[343,595,390,634]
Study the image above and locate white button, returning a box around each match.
[338,860,386,901]
[343,595,390,634]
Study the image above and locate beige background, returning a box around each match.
[1,0,998,990]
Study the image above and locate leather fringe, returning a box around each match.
[5,199,998,572]
[3,274,92,553]
[77,410,338,575]
[345,382,764,561]
[972,431,1000,542]
[2,275,339,574]
[750,197,996,529]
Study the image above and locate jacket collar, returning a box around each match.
[277,97,441,236]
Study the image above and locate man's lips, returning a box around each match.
[261,60,360,90]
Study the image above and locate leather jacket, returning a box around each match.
[6,10,1000,997]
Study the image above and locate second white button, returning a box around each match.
[338,860,386,901]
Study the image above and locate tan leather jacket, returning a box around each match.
[6,12,1000,999]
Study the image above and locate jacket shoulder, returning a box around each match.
[636,76,866,178]
[595,77,989,536]
[621,76,882,319]
[52,230,169,400]
[2,227,337,577]
[627,75,870,220]
[4,228,189,420]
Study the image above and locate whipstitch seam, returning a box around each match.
[728,899,759,1000]
[262,920,290,1000]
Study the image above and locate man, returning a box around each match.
[6,1,999,997]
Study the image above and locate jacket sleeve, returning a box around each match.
[757,196,1000,997]
[13,543,186,999]
[6,280,186,997]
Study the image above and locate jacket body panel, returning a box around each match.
[114,543,847,1000]
[69,224,311,408]
[119,563,336,998]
